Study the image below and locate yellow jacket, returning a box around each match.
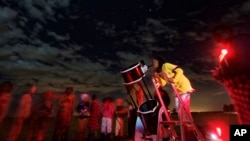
[158,63,194,94]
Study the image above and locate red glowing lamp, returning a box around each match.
[219,48,228,62]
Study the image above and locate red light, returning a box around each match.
[207,120,228,141]
[219,49,228,62]
[216,127,222,136]
[210,133,218,140]
[221,49,228,55]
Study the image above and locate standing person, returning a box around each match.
[114,98,127,140]
[100,96,115,141]
[151,56,195,126]
[35,90,54,141]
[53,87,76,141]
[26,90,54,141]
[76,93,90,141]
[53,98,72,141]
[0,81,13,125]
[59,87,76,120]
[211,24,250,124]
[87,94,101,141]
[7,84,37,141]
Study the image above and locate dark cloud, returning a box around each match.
[1,0,250,111]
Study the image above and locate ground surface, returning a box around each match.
[0,112,238,141]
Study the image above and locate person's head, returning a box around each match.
[152,56,165,73]
[26,84,37,95]
[116,98,124,106]
[43,90,54,101]
[81,93,90,102]
[0,81,13,93]
[65,87,73,95]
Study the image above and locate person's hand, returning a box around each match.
[153,75,161,88]
[155,81,160,88]
[168,77,174,83]
[153,72,160,78]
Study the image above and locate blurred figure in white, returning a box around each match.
[100,96,115,141]
[76,93,90,141]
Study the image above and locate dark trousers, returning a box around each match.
[88,129,100,141]
[52,126,69,141]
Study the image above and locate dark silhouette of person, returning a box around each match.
[76,93,90,141]
[87,94,101,141]
[7,84,37,141]
[53,87,76,141]
[0,81,13,125]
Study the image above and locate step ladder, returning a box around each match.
[152,75,205,141]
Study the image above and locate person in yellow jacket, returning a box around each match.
[151,56,195,123]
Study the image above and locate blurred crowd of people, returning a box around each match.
[0,81,139,141]
[0,54,198,141]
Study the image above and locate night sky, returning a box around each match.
[1,0,250,112]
